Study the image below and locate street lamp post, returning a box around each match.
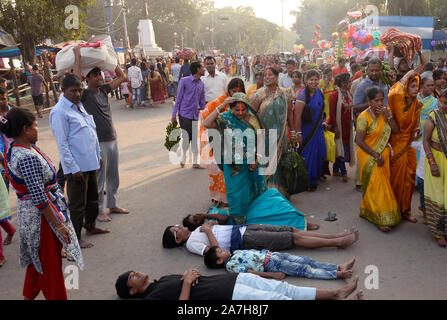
[122,1,130,50]
[174,32,177,50]
[281,0,285,53]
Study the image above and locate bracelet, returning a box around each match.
[428,158,436,166]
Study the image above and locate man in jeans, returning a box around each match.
[28,65,47,118]
[127,58,143,108]
[50,73,109,249]
[171,61,206,168]
[73,46,129,223]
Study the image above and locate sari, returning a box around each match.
[207,188,307,230]
[149,72,165,104]
[389,79,422,215]
[297,88,327,188]
[254,87,292,195]
[319,79,336,118]
[199,93,229,204]
[215,109,267,224]
[357,111,401,227]
[424,110,447,240]
[417,93,438,143]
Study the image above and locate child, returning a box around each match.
[204,246,355,280]
[0,151,14,267]
[121,79,131,109]
[411,140,428,224]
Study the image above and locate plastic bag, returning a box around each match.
[279,147,309,195]
[55,35,117,76]
[324,130,336,163]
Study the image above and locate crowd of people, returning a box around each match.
[1,43,447,300]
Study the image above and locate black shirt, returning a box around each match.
[82,84,117,142]
[143,274,238,300]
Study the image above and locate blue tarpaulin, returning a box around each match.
[0,47,56,58]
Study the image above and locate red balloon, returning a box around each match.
[312,39,317,44]
[315,24,321,30]
[348,25,355,37]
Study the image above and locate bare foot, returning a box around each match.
[339,258,356,271]
[337,270,353,279]
[377,226,392,232]
[192,164,205,169]
[3,231,15,245]
[109,208,130,214]
[86,227,110,235]
[335,276,359,299]
[342,175,349,183]
[0,258,6,267]
[437,238,447,247]
[338,231,359,249]
[345,290,364,300]
[79,239,94,249]
[97,213,112,222]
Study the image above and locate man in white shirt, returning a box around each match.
[170,57,182,101]
[127,58,143,108]
[201,56,227,103]
[279,60,296,89]
[162,222,359,256]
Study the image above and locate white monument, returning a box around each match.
[137,20,164,56]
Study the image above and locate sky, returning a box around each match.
[212,0,302,30]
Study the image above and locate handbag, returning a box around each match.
[279,145,309,195]
[324,130,336,163]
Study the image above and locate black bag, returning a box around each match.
[279,146,309,195]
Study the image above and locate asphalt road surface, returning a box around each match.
[1,97,447,300]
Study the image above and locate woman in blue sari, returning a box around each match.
[296,69,327,191]
[203,92,266,224]
[183,187,314,231]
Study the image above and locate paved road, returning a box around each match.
[1,97,447,300]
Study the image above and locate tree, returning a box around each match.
[0,0,91,65]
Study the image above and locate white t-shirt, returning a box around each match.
[201,70,228,102]
[127,65,143,89]
[186,225,247,256]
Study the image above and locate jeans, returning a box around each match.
[265,253,338,280]
[232,273,316,300]
[132,87,142,105]
[416,176,424,209]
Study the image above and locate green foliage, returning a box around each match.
[0,0,91,64]
[164,122,181,151]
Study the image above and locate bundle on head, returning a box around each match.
[379,27,422,62]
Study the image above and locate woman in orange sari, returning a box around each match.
[388,66,425,223]
[199,78,246,207]
[356,87,401,232]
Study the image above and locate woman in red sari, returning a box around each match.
[388,64,425,223]
[148,65,165,105]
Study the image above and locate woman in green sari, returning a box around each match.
[251,67,296,197]
[203,92,266,224]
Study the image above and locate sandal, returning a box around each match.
[403,213,418,223]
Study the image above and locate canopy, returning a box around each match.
[0,28,17,49]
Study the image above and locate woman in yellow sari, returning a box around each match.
[388,66,425,223]
[423,89,447,247]
[356,87,401,232]
[199,78,246,207]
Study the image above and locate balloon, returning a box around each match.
[432,41,437,47]
[318,40,322,45]
[348,10,362,19]
[314,31,319,37]
[373,39,380,47]
[315,24,321,30]
[332,32,339,39]
[373,30,381,38]
[349,25,355,36]
[353,32,359,41]
[312,39,317,44]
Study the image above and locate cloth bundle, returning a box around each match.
[56,35,118,76]
[379,27,422,62]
